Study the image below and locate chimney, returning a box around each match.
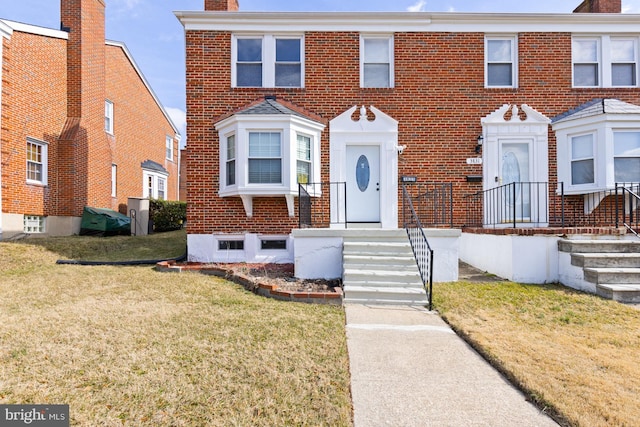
[574,0,622,13]
[204,0,239,11]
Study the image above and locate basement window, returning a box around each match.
[24,215,45,233]
[218,240,244,250]
[260,239,287,250]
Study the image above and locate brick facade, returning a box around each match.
[179,2,640,249]
[0,0,179,237]
[574,0,622,13]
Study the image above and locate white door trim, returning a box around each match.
[329,105,399,229]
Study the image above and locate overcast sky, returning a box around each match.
[1,0,640,143]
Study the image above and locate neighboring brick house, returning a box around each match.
[0,0,180,239]
[176,0,640,273]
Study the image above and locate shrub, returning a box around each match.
[149,199,186,232]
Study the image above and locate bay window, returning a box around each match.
[614,131,640,183]
[248,132,282,184]
[570,134,595,185]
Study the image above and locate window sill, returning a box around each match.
[26,180,48,188]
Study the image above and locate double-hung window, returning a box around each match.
[485,36,517,87]
[361,35,394,88]
[166,135,174,161]
[143,171,168,199]
[26,138,47,185]
[248,132,281,184]
[226,134,236,186]
[611,38,637,87]
[234,35,303,88]
[613,131,640,182]
[296,134,311,184]
[105,100,114,134]
[573,36,639,87]
[571,134,595,185]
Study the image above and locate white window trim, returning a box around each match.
[166,135,174,161]
[485,35,518,88]
[26,137,48,186]
[360,34,394,89]
[225,133,237,187]
[142,170,169,199]
[216,114,324,217]
[613,130,640,183]
[572,35,640,88]
[232,34,305,88]
[569,132,596,187]
[105,99,114,134]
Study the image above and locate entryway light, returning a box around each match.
[475,135,484,154]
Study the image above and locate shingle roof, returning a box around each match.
[552,98,640,123]
[141,160,167,174]
[219,96,324,125]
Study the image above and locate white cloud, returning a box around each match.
[622,0,640,13]
[165,107,187,147]
[407,0,427,12]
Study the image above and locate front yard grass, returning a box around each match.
[0,238,352,426]
[434,280,640,427]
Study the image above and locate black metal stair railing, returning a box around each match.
[402,184,434,310]
[616,183,640,238]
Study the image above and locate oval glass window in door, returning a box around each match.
[355,155,370,192]
[502,151,521,184]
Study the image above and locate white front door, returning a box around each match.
[346,145,380,223]
[500,142,531,221]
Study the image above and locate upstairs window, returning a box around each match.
[571,134,595,185]
[166,135,174,161]
[105,100,114,134]
[26,138,47,185]
[485,36,517,88]
[611,38,637,87]
[248,132,282,184]
[614,131,640,182]
[233,35,304,88]
[573,36,639,88]
[361,35,394,88]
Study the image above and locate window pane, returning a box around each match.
[158,178,166,200]
[571,159,595,185]
[237,38,262,61]
[614,132,640,156]
[488,63,513,86]
[249,133,280,157]
[364,38,389,63]
[248,159,282,183]
[363,64,390,88]
[612,64,636,86]
[276,39,300,62]
[574,40,598,62]
[614,158,640,182]
[572,134,594,158]
[297,160,310,184]
[488,39,511,62]
[275,64,301,87]
[227,135,235,159]
[237,63,262,87]
[611,39,635,62]
[574,64,598,86]
[297,135,311,161]
[227,159,236,186]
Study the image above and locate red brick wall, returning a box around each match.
[204,0,239,11]
[574,0,621,13]
[184,30,640,235]
[105,44,180,210]
[1,31,68,217]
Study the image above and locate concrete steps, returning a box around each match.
[342,230,427,305]
[559,239,640,303]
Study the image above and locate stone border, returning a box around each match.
[155,260,343,305]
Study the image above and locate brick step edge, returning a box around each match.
[155,261,342,306]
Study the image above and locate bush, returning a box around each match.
[149,199,186,232]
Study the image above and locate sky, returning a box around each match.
[1,0,640,145]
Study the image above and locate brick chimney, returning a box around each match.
[58,0,111,216]
[204,0,239,11]
[574,0,622,13]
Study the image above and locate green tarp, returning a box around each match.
[79,207,131,236]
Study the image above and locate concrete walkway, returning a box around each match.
[345,304,559,427]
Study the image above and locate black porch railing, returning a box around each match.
[298,182,347,229]
[616,183,640,237]
[402,182,453,228]
[465,182,551,228]
[402,184,434,310]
